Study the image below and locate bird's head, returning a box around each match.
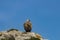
[26,19,30,22]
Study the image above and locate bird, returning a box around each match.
[23,19,32,32]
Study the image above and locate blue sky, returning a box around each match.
[0,0,60,40]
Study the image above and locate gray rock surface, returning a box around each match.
[0,29,43,40]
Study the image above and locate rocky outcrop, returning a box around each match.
[0,29,43,40]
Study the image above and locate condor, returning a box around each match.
[23,19,32,32]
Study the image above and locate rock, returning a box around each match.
[7,29,18,32]
[0,29,43,40]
